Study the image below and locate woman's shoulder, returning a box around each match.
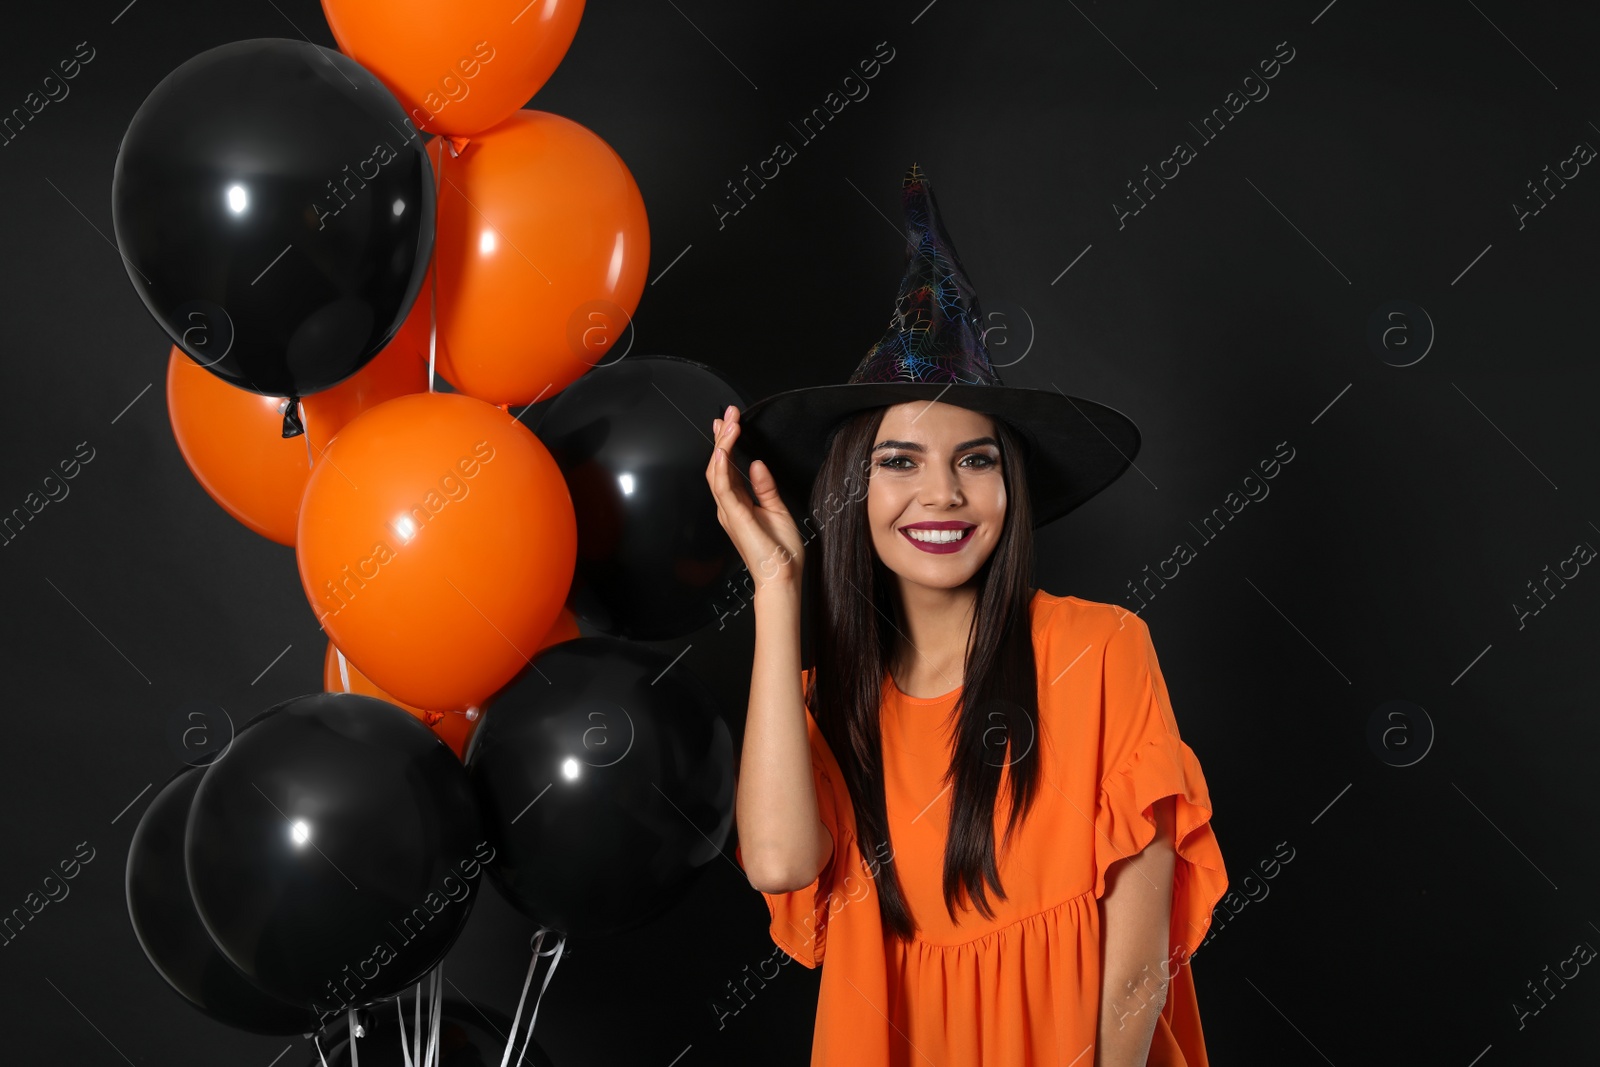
[1028,588,1144,641]
[1028,590,1156,696]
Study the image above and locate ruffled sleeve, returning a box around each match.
[1092,612,1228,966]
[733,669,848,969]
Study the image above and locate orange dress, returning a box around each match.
[734,590,1229,1066]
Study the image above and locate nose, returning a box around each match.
[918,461,965,508]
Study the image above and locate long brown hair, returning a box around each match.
[799,404,1041,941]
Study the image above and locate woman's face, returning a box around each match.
[865,400,1007,592]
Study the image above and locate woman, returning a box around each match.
[707,165,1228,1066]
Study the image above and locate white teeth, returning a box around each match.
[905,527,970,543]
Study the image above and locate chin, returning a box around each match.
[873,530,996,586]
[916,573,978,592]
[887,550,989,589]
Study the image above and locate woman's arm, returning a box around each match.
[1095,794,1178,1067]
[735,582,834,893]
[706,405,829,895]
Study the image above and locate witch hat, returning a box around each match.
[736,163,1141,529]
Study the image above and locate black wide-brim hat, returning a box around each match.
[736,164,1142,530]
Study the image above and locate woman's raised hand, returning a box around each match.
[705,404,805,592]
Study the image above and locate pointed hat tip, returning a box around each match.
[900,162,933,237]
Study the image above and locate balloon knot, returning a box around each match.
[281,397,305,438]
[446,135,471,157]
[424,711,445,727]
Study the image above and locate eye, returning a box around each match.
[961,453,997,468]
[876,455,913,470]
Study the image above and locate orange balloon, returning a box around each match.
[296,391,577,711]
[429,110,649,406]
[167,305,430,545]
[321,0,585,138]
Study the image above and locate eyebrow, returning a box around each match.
[872,436,999,453]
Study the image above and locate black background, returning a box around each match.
[2,0,1597,1063]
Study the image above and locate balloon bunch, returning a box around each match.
[324,0,649,408]
[108,7,632,738]
[126,694,485,1043]
[116,4,746,1059]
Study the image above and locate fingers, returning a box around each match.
[714,407,789,519]
[707,407,731,471]
[747,457,786,513]
[706,407,752,517]
[707,405,742,482]
[717,405,742,452]
[704,408,804,579]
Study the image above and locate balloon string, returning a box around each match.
[437,963,447,1065]
[314,1032,332,1067]
[423,967,436,1067]
[498,926,566,1067]
[336,647,351,694]
[497,932,543,1067]
[416,968,431,1067]
[426,136,454,397]
[413,980,424,1067]
[347,1007,360,1067]
[396,993,416,1067]
[302,399,313,469]
[427,252,438,396]
[427,962,443,1067]
[517,932,565,1067]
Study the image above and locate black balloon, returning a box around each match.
[465,638,734,936]
[186,693,485,1017]
[126,766,312,1035]
[112,38,434,410]
[310,997,553,1067]
[537,355,745,640]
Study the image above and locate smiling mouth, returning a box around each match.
[898,525,976,552]
[901,527,973,544]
